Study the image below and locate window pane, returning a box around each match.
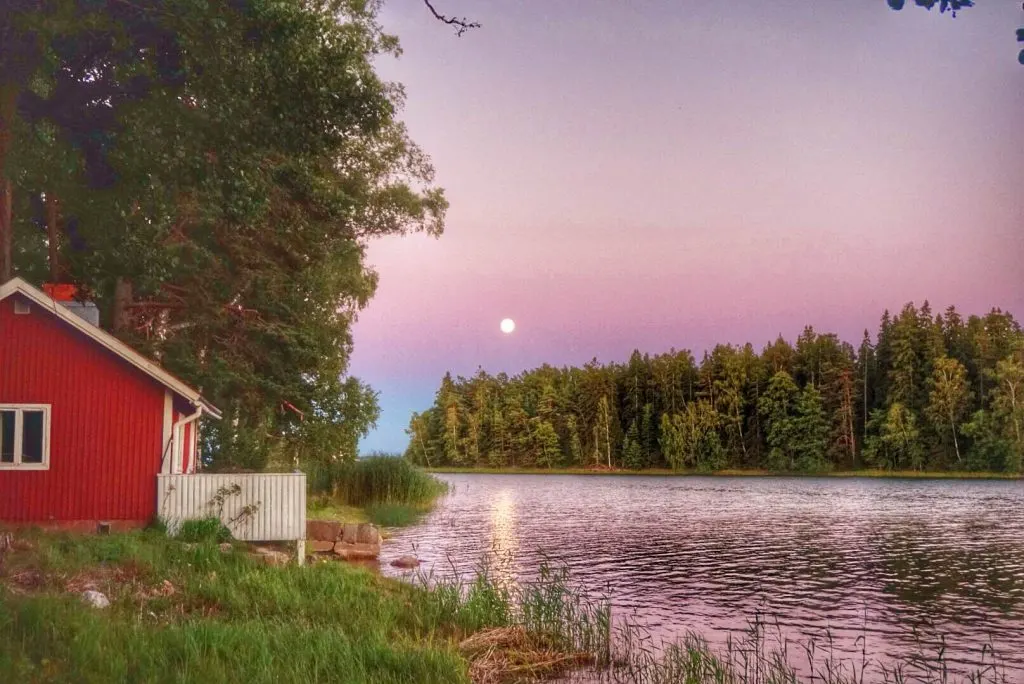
[0,411,14,463]
[22,411,45,464]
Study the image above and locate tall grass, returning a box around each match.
[310,454,448,506]
[308,454,449,526]
[596,615,1011,684]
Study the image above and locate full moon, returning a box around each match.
[500,318,516,334]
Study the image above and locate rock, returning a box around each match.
[333,541,380,561]
[252,547,290,566]
[309,540,335,553]
[341,523,360,544]
[306,519,342,542]
[390,555,421,570]
[219,543,233,554]
[356,523,381,545]
[82,590,110,608]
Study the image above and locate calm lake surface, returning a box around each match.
[381,474,1024,677]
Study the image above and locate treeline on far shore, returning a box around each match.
[405,303,1024,474]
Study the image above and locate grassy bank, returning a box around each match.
[425,466,1021,480]
[0,529,1010,683]
[309,455,449,527]
[0,529,606,684]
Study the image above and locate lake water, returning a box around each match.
[380,474,1024,678]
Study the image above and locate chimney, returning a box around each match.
[43,282,101,327]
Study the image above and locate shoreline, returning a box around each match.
[424,466,1021,481]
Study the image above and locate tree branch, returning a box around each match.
[422,0,480,36]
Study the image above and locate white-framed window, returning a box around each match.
[0,404,51,470]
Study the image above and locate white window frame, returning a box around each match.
[0,404,51,470]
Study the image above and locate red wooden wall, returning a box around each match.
[0,294,165,523]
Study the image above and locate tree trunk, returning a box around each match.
[0,178,10,283]
[0,84,17,283]
[863,355,869,443]
[950,417,961,463]
[46,193,60,281]
[112,277,134,332]
[0,83,18,282]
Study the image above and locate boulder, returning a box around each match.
[341,523,360,544]
[82,590,110,608]
[356,523,381,545]
[306,520,343,543]
[390,555,421,570]
[333,541,380,561]
[309,540,335,553]
[252,547,291,566]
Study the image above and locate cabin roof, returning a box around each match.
[0,277,221,419]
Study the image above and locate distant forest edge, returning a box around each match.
[405,303,1024,474]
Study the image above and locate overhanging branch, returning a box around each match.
[422,0,480,36]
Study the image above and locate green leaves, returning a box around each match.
[6,0,445,469]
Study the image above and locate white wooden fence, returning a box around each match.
[157,473,306,545]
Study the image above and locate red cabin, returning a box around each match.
[0,277,220,529]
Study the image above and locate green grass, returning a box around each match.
[306,499,369,524]
[364,503,432,528]
[0,528,493,683]
[425,466,1021,480]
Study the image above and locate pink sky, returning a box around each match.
[351,0,1024,453]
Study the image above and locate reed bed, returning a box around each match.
[307,453,449,526]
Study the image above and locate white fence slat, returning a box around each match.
[156,473,306,541]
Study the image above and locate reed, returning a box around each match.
[324,454,448,506]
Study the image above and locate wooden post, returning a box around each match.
[295,539,306,566]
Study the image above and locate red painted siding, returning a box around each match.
[0,294,165,523]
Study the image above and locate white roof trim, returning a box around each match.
[1,277,221,419]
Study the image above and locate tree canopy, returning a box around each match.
[408,305,1024,474]
[1,0,446,471]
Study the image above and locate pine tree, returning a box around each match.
[794,383,829,471]
[640,403,655,467]
[622,420,643,470]
[855,330,875,448]
[758,371,799,471]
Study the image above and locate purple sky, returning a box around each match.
[351,0,1024,454]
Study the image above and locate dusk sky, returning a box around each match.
[351,0,1024,454]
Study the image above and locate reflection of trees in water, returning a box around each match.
[549,514,1024,636]
[870,523,1024,621]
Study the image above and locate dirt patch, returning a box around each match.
[63,559,152,595]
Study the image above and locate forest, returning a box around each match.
[406,304,1024,473]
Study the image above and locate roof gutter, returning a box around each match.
[169,405,203,474]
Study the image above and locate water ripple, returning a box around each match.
[382,474,1024,675]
